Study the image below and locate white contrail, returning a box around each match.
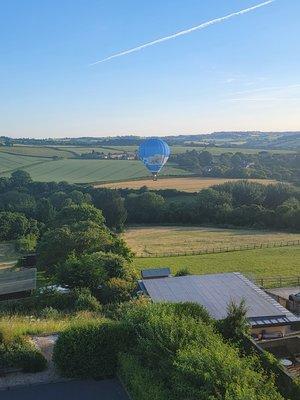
[90,0,275,66]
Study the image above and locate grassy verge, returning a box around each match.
[0,312,104,342]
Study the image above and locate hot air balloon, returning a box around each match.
[138,138,170,180]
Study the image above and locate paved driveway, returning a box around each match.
[0,379,129,400]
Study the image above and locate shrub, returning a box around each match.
[55,252,107,291]
[39,306,60,319]
[119,353,170,400]
[101,278,136,303]
[53,320,132,378]
[73,288,101,312]
[16,234,37,253]
[121,302,283,400]
[0,339,47,373]
[174,267,191,277]
[216,299,250,342]
[172,343,282,400]
[0,288,101,315]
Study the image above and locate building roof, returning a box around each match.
[0,268,36,296]
[141,268,171,279]
[139,272,299,327]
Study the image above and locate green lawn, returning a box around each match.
[133,246,300,280]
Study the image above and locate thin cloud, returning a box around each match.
[90,0,275,66]
[228,97,300,102]
[231,83,300,96]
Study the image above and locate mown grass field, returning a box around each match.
[101,177,277,192]
[124,226,300,256]
[133,246,300,280]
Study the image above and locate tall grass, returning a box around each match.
[0,312,104,343]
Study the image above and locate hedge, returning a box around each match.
[0,288,101,315]
[53,320,132,378]
[119,353,170,400]
[0,339,47,373]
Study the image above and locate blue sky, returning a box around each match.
[0,0,299,138]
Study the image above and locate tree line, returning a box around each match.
[172,150,299,183]
[122,181,300,231]
[0,172,299,258]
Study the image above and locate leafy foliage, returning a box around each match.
[0,338,47,373]
[53,320,132,378]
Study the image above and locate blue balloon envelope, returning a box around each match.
[138,139,170,179]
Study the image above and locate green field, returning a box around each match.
[0,144,293,159]
[0,159,188,183]
[169,146,294,155]
[133,246,300,281]
[0,143,294,184]
[0,146,76,158]
[124,226,300,256]
[0,152,51,174]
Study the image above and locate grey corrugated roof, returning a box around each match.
[0,268,36,296]
[141,268,171,279]
[140,272,299,327]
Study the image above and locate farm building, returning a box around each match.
[0,268,36,300]
[139,271,300,338]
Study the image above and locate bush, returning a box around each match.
[16,234,37,253]
[101,278,136,303]
[174,267,191,277]
[216,299,250,342]
[39,306,60,319]
[73,288,101,312]
[0,288,101,315]
[120,302,283,400]
[0,339,47,373]
[53,320,132,378]
[119,353,170,400]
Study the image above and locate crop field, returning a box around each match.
[133,246,300,281]
[168,146,294,155]
[0,144,293,184]
[100,176,277,192]
[3,159,187,183]
[0,145,76,158]
[0,152,51,174]
[124,226,300,256]
[107,145,294,155]
[55,146,126,155]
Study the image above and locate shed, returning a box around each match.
[0,268,37,300]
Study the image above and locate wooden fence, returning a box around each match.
[254,275,300,289]
[138,239,300,258]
